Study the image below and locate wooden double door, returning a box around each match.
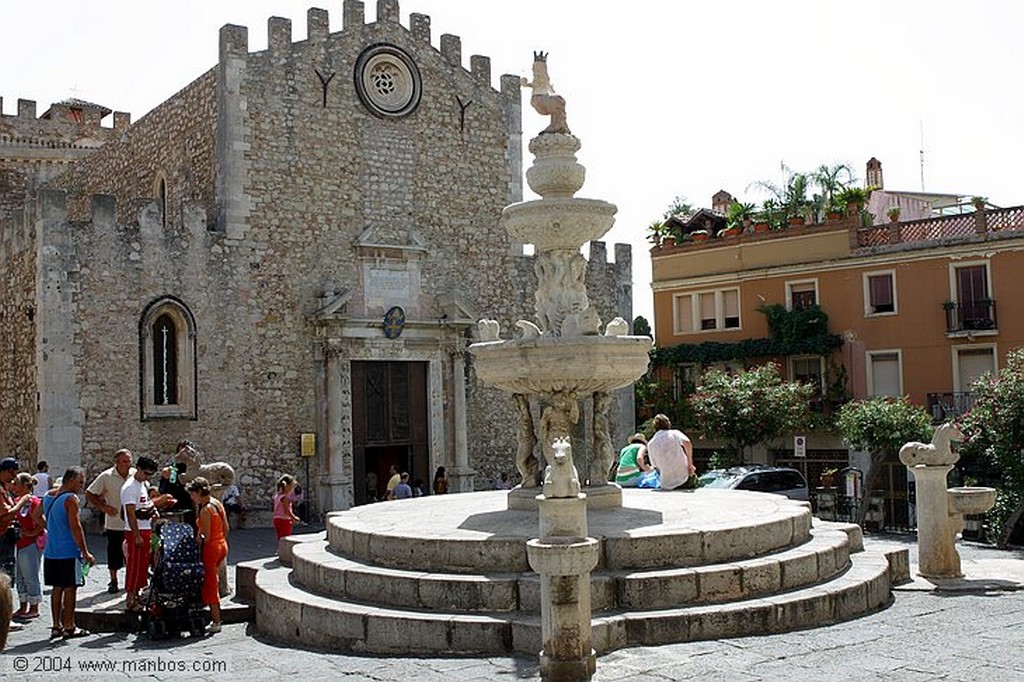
[351,361,429,505]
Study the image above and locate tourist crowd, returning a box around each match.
[0,443,238,646]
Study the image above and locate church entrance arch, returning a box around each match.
[351,361,429,505]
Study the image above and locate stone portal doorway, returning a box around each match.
[352,361,429,505]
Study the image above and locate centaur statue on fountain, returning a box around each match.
[522,51,571,135]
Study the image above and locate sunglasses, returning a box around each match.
[141,469,157,476]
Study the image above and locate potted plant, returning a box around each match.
[971,196,987,211]
[838,187,869,216]
[647,220,666,247]
[718,225,741,238]
[726,201,756,231]
[887,206,901,223]
[788,214,806,227]
[819,468,838,488]
[757,199,780,231]
[826,204,843,220]
[689,229,709,242]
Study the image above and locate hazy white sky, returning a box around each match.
[5,0,1024,323]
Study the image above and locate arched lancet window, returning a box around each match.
[153,313,178,405]
[154,173,168,228]
[140,297,196,420]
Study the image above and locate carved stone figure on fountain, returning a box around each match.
[514,393,541,488]
[542,437,581,499]
[539,391,580,466]
[534,250,600,337]
[522,51,570,135]
[592,391,614,484]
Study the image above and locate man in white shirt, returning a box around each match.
[85,449,133,594]
[33,461,51,497]
[645,413,696,490]
[119,456,157,612]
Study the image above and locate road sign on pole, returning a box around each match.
[794,435,807,458]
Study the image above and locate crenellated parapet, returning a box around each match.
[214,0,516,93]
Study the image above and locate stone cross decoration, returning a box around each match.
[521,51,571,135]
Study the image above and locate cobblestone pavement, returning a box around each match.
[3,529,1022,681]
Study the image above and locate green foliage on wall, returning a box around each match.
[651,303,841,368]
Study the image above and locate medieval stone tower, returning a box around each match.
[0,0,634,515]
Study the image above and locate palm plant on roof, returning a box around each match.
[811,163,855,220]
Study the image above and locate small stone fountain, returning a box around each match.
[899,423,996,579]
[470,52,652,512]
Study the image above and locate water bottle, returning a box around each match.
[80,559,92,582]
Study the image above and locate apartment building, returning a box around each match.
[649,171,1024,526]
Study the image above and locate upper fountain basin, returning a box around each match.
[470,334,652,395]
[501,198,617,252]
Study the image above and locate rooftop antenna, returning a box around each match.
[919,119,926,192]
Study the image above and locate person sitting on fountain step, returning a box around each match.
[614,433,650,487]
[645,414,696,490]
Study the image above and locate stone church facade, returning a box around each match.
[0,0,634,514]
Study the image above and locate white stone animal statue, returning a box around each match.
[898,423,964,467]
[604,317,629,337]
[174,445,236,487]
[521,51,571,135]
[516,320,542,339]
[542,437,581,499]
[477,319,501,342]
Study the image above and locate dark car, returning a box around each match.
[697,466,809,501]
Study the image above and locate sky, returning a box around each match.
[5,0,1024,324]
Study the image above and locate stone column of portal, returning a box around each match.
[910,464,962,579]
[449,352,476,492]
[322,345,351,512]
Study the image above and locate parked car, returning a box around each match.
[697,466,809,501]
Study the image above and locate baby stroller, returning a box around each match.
[140,520,209,638]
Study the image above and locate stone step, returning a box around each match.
[290,526,852,613]
[325,489,813,574]
[253,549,897,655]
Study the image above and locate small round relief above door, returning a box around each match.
[354,44,422,118]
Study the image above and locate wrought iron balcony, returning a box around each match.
[927,391,974,423]
[944,300,997,334]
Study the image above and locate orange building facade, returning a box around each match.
[650,206,1024,524]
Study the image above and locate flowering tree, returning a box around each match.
[837,397,932,525]
[959,347,1024,547]
[689,363,813,466]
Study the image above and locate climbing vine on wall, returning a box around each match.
[651,303,842,367]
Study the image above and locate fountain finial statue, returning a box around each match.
[522,51,571,135]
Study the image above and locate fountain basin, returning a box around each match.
[470,335,651,395]
[527,536,600,576]
[947,486,997,515]
[501,198,616,251]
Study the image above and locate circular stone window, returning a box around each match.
[354,44,422,118]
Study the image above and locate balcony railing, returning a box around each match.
[944,300,997,333]
[856,205,1024,248]
[927,392,974,423]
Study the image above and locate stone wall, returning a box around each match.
[44,73,217,224]
[0,208,37,459]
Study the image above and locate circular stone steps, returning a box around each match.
[253,489,904,655]
[254,550,893,655]
[289,526,851,612]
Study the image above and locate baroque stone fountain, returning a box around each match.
[470,51,652,511]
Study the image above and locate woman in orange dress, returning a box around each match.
[187,477,229,633]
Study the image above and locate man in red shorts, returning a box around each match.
[119,456,157,612]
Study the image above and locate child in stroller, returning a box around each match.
[139,520,208,638]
